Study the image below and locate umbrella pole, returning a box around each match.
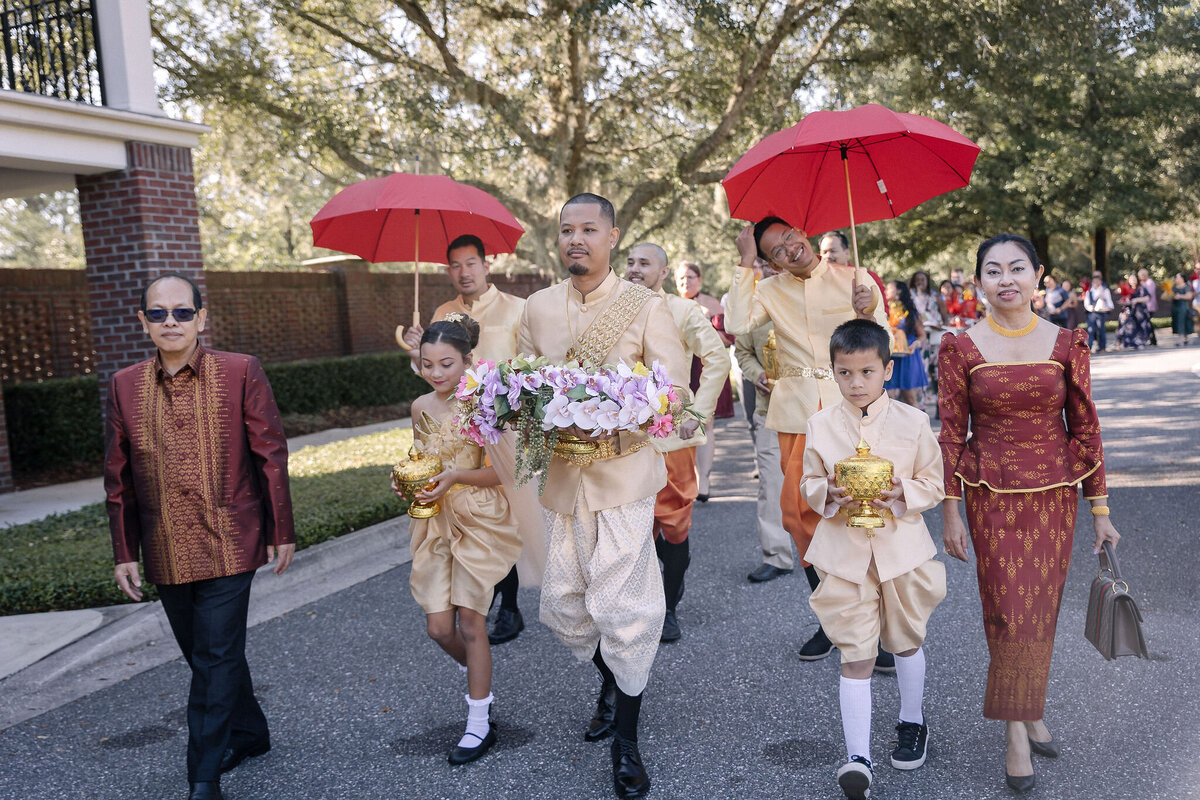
[413,208,421,330]
[842,147,877,313]
[841,148,864,281]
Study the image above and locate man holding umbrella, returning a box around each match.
[725,220,889,662]
[401,233,534,646]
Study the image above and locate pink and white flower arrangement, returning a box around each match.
[453,354,693,489]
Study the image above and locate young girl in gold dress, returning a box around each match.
[396,314,522,765]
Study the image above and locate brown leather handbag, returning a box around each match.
[1084,542,1148,660]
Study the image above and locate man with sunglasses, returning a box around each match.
[726,219,888,665]
[105,273,295,800]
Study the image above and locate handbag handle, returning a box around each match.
[1097,541,1128,592]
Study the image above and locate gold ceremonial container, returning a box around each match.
[393,444,444,518]
[889,326,911,355]
[763,329,779,389]
[834,439,894,531]
[551,430,599,462]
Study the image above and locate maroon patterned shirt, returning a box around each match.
[105,345,295,585]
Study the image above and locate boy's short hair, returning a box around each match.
[829,319,890,365]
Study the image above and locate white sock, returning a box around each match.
[458,663,469,674]
[458,693,493,748]
[894,648,926,725]
[839,676,873,762]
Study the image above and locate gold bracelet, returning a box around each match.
[1090,506,1110,516]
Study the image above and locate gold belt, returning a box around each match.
[778,365,834,381]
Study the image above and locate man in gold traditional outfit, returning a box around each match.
[725,218,890,666]
[402,234,538,646]
[517,194,690,799]
[624,242,728,643]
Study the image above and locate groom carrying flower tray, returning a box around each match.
[516,193,690,799]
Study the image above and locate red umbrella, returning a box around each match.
[310,173,525,341]
[722,103,980,270]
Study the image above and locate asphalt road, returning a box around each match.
[2,341,1198,800]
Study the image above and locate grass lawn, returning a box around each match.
[0,427,413,616]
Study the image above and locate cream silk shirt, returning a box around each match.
[733,321,774,418]
[518,268,689,514]
[800,394,944,584]
[652,290,730,452]
[725,263,888,434]
[434,284,525,365]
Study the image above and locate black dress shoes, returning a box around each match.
[219,736,271,774]
[585,678,618,741]
[748,563,793,583]
[874,644,896,674]
[798,627,834,661]
[187,781,223,800]
[611,735,651,798]
[448,722,497,765]
[660,609,681,642]
[488,607,525,645]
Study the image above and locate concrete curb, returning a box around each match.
[0,514,412,731]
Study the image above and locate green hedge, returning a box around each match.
[4,376,104,471]
[1,351,426,473]
[0,427,413,615]
[263,352,427,415]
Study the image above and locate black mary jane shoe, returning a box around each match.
[219,736,271,774]
[448,722,497,765]
[1028,735,1060,759]
[585,678,618,742]
[187,781,223,800]
[611,735,651,798]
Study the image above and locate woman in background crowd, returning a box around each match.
[677,260,734,502]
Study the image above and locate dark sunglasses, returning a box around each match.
[144,308,197,323]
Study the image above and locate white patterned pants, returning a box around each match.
[540,495,664,696]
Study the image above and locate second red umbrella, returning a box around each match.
[310,172,525,336]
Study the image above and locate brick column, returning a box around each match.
[332,261,375,355]
[76,142,207,410]
[0,387,12,493]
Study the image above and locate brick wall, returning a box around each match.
[0,267,549,382]
[76,142,207,398]
[0,269,94,382]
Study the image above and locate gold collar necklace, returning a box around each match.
[987,313,1038,338]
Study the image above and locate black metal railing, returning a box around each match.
[1,0,105,105]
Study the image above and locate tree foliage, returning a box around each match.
[151,0,859,275]
[821,0,1200,278]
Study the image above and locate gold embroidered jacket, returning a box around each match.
[105,346,295,585]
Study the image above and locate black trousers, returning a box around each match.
[158,570,268,781]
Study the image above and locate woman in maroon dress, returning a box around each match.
[938,234,1122,793]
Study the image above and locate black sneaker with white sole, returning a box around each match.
[890,720,929,770]
[837,755,873,799]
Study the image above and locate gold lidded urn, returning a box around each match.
[762,329,779,389]
[392,444,444,518]
[834,438,894,533]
